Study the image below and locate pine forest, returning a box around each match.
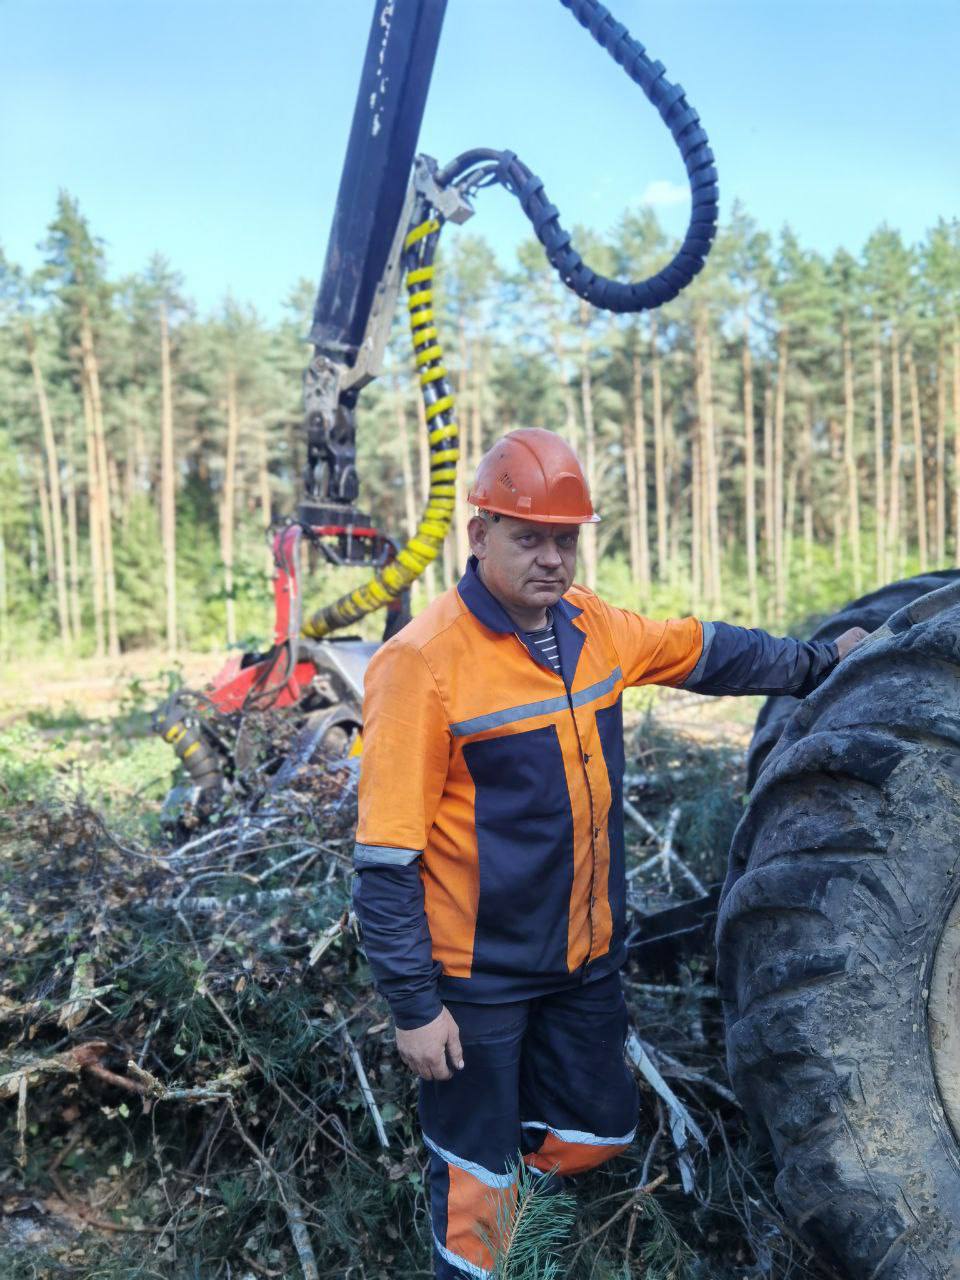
[3,192,960,661]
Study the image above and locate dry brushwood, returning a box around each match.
[0,708,830,1278]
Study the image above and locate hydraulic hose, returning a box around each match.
[553,0,718,309]
[153,697,226,794]
[442,0,718,312]
[301,206,458,638]
[301,0,717,638]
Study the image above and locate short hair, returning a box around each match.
[477,508,501,523]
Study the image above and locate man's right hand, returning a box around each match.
[396,1007,464,1081]
[835,626,870,660]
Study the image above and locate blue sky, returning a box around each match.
[2,0,958,323]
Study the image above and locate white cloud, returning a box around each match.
[638,179,688,208]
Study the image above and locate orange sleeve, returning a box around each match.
[599,602,704,688]
[355,640,451,857]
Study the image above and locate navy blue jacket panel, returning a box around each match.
[353,567,842,1029]
[682,620,839,697]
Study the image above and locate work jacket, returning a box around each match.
[353,556,839,1027]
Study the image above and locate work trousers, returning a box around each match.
[420,970,639,1278]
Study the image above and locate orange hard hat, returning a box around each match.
[467,428,600,524]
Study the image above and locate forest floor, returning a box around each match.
[0,649,762,741]
[0,651,225,726]
[0,653,835,1280]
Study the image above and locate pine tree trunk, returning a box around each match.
[134,423,148,491]
[65,434,82,646]
[693,334,707,604]
[887,325,903,577]
[578,304,598,590]
[926,382,938,565]
[803,501,814,578]
[953,324,960,561]
[89,354,115,651]
[222,367,240,646]
[830,417,844,570]
[742,312,758,621]
[703,430,714,612]
[665,410,681,585]
[82,376,105,658]
[906,340,926,570]
[108,456,122,537]
[783,462,798,583]
[695,310,721,613]
[873,326,886,584]
[650,316,668,582]
[160,304,178,654]
[905,343,928,570]
[691,435,702,614]
[37,454,54,583]
[935,342,947,565]
[80,307,119,656]
[773,330,789,626]
[550,324,579,455]
[802,404,814,579]
[28,524,39,584]
[631,345,651,592]
[257,421,272,580]
[842,320,862,594]
[704,322,721,614]
[25,323,71,646]
[763,383,775,579]
[623,417,640,586]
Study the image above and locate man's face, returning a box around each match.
[468,513,580,613]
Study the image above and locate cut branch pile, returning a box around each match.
[0,713,838,1279]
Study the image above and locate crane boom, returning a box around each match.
[309,1,448,368]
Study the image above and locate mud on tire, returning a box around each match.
[718,578,960,1278]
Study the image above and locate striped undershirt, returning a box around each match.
[524,609,561,674]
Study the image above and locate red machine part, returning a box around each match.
[203,522,402,715]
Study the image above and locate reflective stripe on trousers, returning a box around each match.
[419,971,639,1278]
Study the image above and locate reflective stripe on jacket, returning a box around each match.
[354,557,839,1020]
[355,556,706,1006]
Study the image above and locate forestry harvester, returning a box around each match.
[155,6,960,1276]
[154,0,719,801]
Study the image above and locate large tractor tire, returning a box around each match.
[746,571,960,788]
[718,576,960,1278]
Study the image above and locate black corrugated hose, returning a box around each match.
[443,0,719,313]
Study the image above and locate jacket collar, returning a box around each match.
[457,556,586,686]
[457,555,516,633]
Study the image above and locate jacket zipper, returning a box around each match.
[516,632,600,977]
[564,675,599,978]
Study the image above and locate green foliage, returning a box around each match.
[0,712,173,826]
[483,1161,577,1279]
[3,193,958,658]
[0,683,843,1278]
[624,1189,695,1278]
[113,496,165,648]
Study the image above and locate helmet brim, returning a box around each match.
[469,498,601,525]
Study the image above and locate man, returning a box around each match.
[352,428,866,1278]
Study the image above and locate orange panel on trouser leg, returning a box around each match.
[523,1130,630,1177]
[445,1164,518,1273]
